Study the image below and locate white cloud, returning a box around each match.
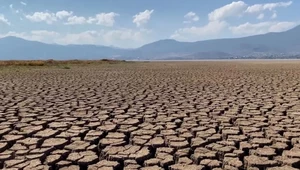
[24,10,118,26]
[174,0,295,42]
[55,31,99,44]
[102,29,149,44]
[65,12,118,26]
[25,11,73,24]
[65,16,86,25]
[30,30,60,37]
[246,1,292,13]
[206,1,292,22]
[208,1,247,21]
[184,11,199,23]
[56,10,73,20]
[271,12,277,19]
[56,29,151,47]
[257,13,264,20]
[20,1,27,6]
[230,21,297,35]
[25,12,57,24]
[91,12,119,26]
[9,4,13,9]
[27,30,60,43]
[171,21,228,41]
[26,11,118,26]
[0,14,11,25]
[269,22,297,32]
[133,9,154,27]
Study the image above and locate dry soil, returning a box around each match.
[1,61,300,170]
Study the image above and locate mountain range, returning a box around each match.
[1,25,300,60]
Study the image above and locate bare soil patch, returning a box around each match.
[0,61,300,169]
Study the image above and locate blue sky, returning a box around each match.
[0,0,299,48]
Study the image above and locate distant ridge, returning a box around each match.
[1,25,300,60]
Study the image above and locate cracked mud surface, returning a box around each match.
[1,61,300,170]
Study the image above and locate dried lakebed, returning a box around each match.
[1,61,300,170]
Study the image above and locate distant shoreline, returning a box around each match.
[131,59,300,62]
[2,59,300,62]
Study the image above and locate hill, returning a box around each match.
[1,25,300,60]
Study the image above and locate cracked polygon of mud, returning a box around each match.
[1,61,300,169]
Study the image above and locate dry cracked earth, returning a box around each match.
[1,61,300,170]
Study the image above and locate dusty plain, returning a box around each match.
[1,61,300,170]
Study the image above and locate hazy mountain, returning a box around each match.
[0,37,126,60]
[126,25,300,59]
[1,25,300,60]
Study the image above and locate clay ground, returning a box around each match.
[1,61,300,170]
